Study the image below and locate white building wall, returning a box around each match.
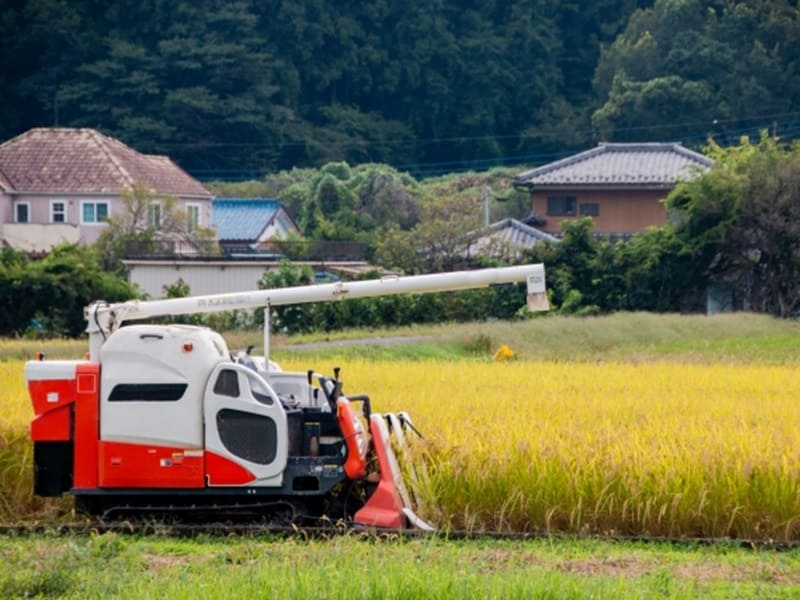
[124,260,367,298]
[125,261,271,298]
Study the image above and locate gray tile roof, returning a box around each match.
[0,128,211,197]
[514,143,712,188]
[469,218,557,255]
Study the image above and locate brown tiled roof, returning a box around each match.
[0,128,211,197]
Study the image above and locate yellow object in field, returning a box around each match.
[493,345,516,361]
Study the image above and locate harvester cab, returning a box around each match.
[27,264,547,529]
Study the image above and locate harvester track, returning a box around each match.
[0,522,798,550]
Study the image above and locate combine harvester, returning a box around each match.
[26,264,547,530]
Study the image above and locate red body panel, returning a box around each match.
[205,451,256,486]
[29,378,75,441]
[30,404,72,441]
[73,364,100,489]
[98,441,205,488]
[353,419,405,529]
[336,398,367,479]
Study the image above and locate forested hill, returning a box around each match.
[3,1,799,177]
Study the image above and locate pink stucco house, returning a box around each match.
[0,128,213,252]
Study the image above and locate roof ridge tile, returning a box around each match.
[88,129,135,189]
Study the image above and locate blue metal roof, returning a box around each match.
[212,198,282,242]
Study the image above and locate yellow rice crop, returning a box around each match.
[283,358,800,540]
[3,357,800,539]
[0,361,36,519]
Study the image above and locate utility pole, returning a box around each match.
[483,185,490,228]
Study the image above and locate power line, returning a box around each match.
[187,116,800,181]
[168,110,800,151]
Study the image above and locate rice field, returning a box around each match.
[283,358,800,540]
[2,352,800,540]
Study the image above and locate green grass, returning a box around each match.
[272,312,800,364]
[5,312,798,364]
[0,534,797,599]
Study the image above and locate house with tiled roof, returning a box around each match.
[212,198,300,253]
[514,142,713,236]
[0,128,213,252]
[466,218,556,261]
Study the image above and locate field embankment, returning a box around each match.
[2,534,799,598]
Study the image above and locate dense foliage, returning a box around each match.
[0,245,136,337]
[667,136,800,317]
[4,1,798,175]
[210,162,528,266]
[593,1,800,144]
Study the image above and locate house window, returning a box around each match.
[51,201,66,223]
[81,201,109,224]
[147,203,161,228]
[546,196,576,216]
[14,202,30,223]
[186,204,200,232]
[580,203,599,217]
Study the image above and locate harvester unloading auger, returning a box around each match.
[27,264,547,530]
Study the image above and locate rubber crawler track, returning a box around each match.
[0,522,798,550]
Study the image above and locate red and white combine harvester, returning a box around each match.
[27,264,547,529]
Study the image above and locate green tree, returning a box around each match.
[375,193,481,274]
[3,0,656,171]
[593,1,800,142]
[258,260,316,333]
[9,245,136,337]
[667,135,800,317]
[95,183,217,274]
[0,247,32,334]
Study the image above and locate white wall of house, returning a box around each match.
[256,209,299,243]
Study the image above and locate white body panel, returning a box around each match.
[264,371,326,410]
[203,363,288,487]
[25,360,89,382]
[99,325,229,448]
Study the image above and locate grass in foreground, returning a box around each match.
[0,534,798,599]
